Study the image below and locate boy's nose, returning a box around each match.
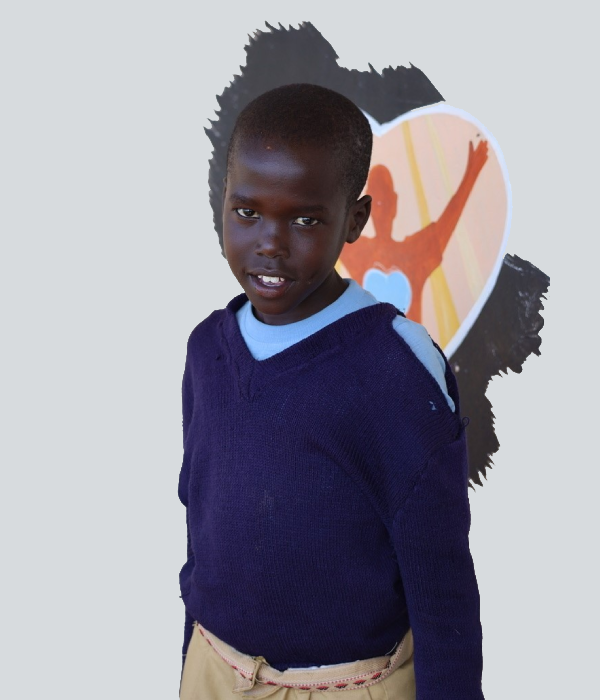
[254,223,289,258]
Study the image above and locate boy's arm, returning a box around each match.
[181,514,195,674]
[392,425,484,700]
[179,346,196,672]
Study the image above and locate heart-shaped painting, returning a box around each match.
[363,269,412,313]
[337,104,511,356]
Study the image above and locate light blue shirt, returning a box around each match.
[235,278,455,412]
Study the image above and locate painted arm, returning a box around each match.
[432,140,489,251]
[398,140,488,271]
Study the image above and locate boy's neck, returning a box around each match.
[250,277,350,326]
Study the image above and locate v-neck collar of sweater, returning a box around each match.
[220,290,399,400]
[238,278,379,348]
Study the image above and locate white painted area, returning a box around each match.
[0,4,595,700]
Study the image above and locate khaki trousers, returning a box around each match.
[180,622,416,700]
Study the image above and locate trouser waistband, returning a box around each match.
[194,620,414,694]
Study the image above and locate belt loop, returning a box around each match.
[249,656,267,689]
[232,655,267,693]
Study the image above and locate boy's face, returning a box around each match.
[222,139,371,325]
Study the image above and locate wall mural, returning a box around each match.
[206,22,550,486]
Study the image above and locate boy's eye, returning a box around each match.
[293,216,319,227]
[235,208,259,219]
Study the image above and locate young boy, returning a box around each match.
[178,84,484,699]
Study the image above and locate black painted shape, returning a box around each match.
[205,22,551,487]
[206,21,444,253]
[449,254,550,485]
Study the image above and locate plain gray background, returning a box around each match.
[1,2,595,698]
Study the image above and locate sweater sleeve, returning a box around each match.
[179,346,196,673]
[391,425,484,700]
[180,516,195,673]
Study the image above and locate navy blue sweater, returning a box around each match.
[178,292,484,699]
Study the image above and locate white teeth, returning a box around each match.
[258,275,285,284]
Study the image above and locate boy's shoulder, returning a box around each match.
[352,310,459,421]
[184,310,228,358]
[389,314,455,410]
[187,309,222,342]
[185,293,246,349]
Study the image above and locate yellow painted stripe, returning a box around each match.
[425,115,483,299]
[430,268,460,347]
[335,259,349,278]
[402,121,431,226]
[402,120,459,347]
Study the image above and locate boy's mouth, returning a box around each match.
[258,274,286,285]
[248,273,293,298]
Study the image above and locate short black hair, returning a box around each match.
[226,83,373,207]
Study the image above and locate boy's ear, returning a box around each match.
[347,195,372,244]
